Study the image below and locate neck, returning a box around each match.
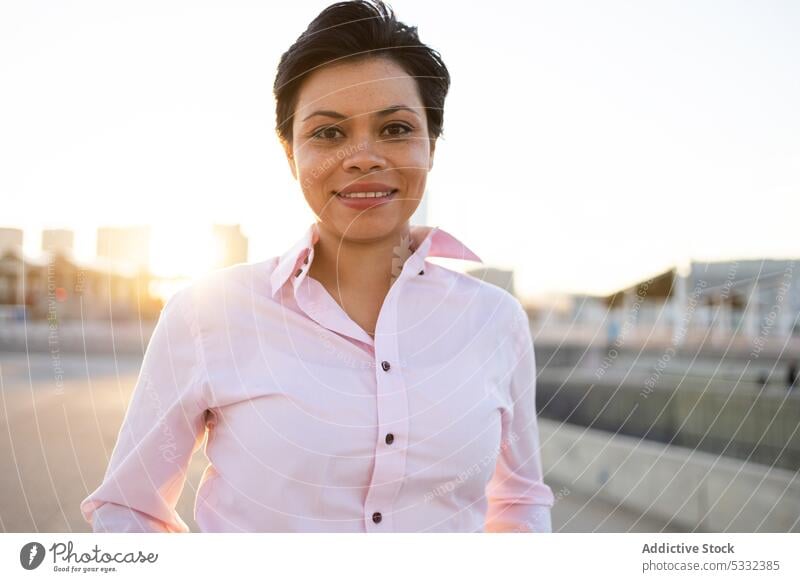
[309,222,416,299]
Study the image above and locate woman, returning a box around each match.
[80,0,555,533]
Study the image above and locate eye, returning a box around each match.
[311,126,344,140]
[382,123,413,138]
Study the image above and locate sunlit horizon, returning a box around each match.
[148,224,226,279]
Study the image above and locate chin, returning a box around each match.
[327,215,409,239]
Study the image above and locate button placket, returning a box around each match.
[363,277,411,532]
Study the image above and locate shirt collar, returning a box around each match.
[270,222,483,298]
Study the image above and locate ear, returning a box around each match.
[282,139,297,180]
[428,137,436,171]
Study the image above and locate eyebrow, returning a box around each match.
[301,105,421,122]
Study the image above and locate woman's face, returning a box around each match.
[285,56,434,241]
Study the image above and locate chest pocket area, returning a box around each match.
[402,347,507,487]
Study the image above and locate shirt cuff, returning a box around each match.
[485,503,553,533]
[90,502,177,533]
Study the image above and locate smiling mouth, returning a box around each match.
[335,189,399,199]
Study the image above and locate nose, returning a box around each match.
[340,136,387,173]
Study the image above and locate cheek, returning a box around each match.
[398,145,431,186]
[296,151,336,193]
[405,154,429,196]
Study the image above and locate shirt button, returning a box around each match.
[372,511,382,524]
[385,433,394,445]
[381,360,391,372]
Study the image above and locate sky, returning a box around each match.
[1,0,799,303]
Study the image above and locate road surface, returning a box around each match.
[0,352,682,533]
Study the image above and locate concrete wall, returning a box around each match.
[539,418,800,532]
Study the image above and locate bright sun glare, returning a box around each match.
[149,224,224,279]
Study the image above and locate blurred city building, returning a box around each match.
[0,227,24,257]
[0,228,161,322]
[96,225,151,271]
[41,228,75,256]
[0,224,254,323]
[540,258,800,347]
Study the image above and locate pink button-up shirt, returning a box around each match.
[80,222,555,533]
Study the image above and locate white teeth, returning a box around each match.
[338,191,394,199]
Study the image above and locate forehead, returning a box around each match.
[293,57,423,121]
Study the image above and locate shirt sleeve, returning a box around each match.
[484,301,555,533]
[79,288,208,533]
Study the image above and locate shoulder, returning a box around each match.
[425,262,528,340]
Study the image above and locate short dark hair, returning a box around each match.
[273,0,450,147]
